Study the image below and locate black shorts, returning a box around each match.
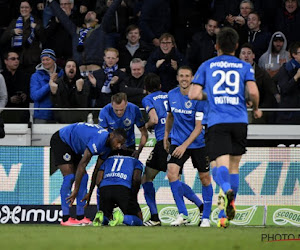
[146,140,168,172]
[99,185,141,218]
[167,145,209,173]
[207,123,247,161]
[50,131,82,166]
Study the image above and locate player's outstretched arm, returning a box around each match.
[83,156,104,207]
[133,126,148,158]
[246,81,263,119]
[188,84,204,100]
[67,148,92,206]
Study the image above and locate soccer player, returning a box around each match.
[50,122,126,226]
[164,66,213,227]
[99,92,148,158]
[141,73,168,226]
[92,154,144,226]
[141,73,207,226]
[189,27,262,227]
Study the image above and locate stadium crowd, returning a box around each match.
[1,0,299,228]
[0,0,300,125]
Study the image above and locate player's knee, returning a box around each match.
[199,172,211,186]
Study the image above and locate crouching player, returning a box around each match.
[93,154,144,226]
[50,122,126,226]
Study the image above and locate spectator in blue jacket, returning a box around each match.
[30,48,63,123]
[145,33,185,92]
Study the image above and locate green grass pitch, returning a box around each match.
[1,225,300,250]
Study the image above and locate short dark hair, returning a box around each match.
[144,73,161,93]
[177,65,193,75]
[111,92,127,104]
[289,41,300,59]
[3,49,19,60]
[216,27,239,54]
[126,24,140,35]
[112,128,127,140]
[240,42,254,52]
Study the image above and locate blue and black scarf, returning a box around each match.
[12,15,35,47]
[101,63,118,93]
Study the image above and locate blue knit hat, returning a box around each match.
[40,49,56,62]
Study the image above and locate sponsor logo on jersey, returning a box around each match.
[92,143,98,153]
[210,61,243,69]
[153,94,168,101]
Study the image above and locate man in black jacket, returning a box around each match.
[186,18,218,73]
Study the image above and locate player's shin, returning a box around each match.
[216,166,231,193]
[202,184,213,219]
[170,180,188,216]
[142,182,158,216]
[76,173,88,219]
[60,174,75,221]
[230,173,239,200]
[181,182,203,207]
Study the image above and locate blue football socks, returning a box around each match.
[230,173,239,199]
[216,166,231,193]
[212,167,219,186]
[60,174,75,216]
[142,182,158,216]
[97,188,100,211]
[76,173,88,217]
[181,182,203,207]
[170,180,188,216]
[123,215,143,226]
[202,184,213,219]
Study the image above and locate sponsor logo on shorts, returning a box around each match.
[63,153,71,161]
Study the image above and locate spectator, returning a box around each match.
[30,49,64,123]
[87,47,127,108]
[95,0,131,48]
[274,0,300,47]
[239,43,278,124]
[258,32,290,78]
[210,0,240,25]
[0,73,7,138]
[1,50,30,123]
[44,0,75,68]
[117,24,152,73]
[170,0,213,53]
[224,0,253,32]
[120,58,147,108]
[48,0,122,75]
[145,33,186,92]
[50,59,90,123]
[186,18,218,73]
[273,41,300,124]
[239,11,271,62]
[252,0,282,32]
[139,0,171,47]
[0,0,45,76]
